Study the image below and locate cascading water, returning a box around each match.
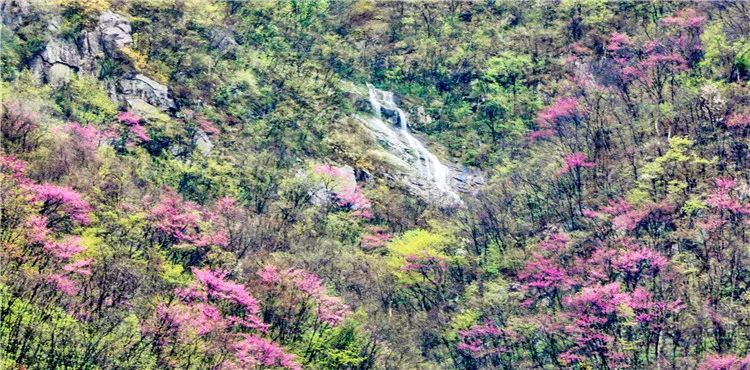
[359,84,461,205]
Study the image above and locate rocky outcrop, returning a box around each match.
[450,166,486,195]
[20,8,176,111]
[1,0,33,30]
[193,129,214,156]
[29,11,132,86]
[98,11,132,53]
[209,28,238,56]
[413,106,432,126]
[119,74,176,110]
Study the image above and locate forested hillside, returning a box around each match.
[1,0,749,369]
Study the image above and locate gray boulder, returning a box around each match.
[98,11,132,53]
[119,74,176,110]
[193,129,214,156]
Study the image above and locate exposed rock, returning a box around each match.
[359,84,462,207]
[450,166,486,195]
[1,0,33,30]
[209,28,237,56]
[31,38,88,85]
[342,81,486,207]
[193,129,214,156]
[119,74,176,111]
[98,11,132,53]
[28,10,131,85]
[23,7,176,110]
[46,63,75,85]
[354,168,373,183]
[414,106,432,126]
[353,96,373,114]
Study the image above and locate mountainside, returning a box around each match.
[1,1,749,369]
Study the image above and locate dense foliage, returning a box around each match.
[1,0,749,369]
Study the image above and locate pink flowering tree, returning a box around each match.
[58,122,113,165]
[699,353,750,370]
[456,321,518,368]
[510,220,684,368]
[145,268,301,370]
[360,225,392,250]
[0,156,93,302]
[149,187,229,251]
[602,8,704,109]
[530,97,583,141]
[598,198,649,232]
[518,253,574,309]
[256,265,351,340]
[227,335,302,370]
[725,113,750,130]
[313,164,373,219]
[110,111,150,152]
[24,183,93,228]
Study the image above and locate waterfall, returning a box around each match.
[361,84,460,205]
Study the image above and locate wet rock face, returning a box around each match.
[340,82,486,208]
[378,105,403,128]
[361,85,463,207]
[450,166,486,195]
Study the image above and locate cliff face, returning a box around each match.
[2,1,173,112]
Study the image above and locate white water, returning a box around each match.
[361,84,460,204]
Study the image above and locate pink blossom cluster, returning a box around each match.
[518,253,572,306]
[558,280,679,365]
[228,335,302,370]
[2,155,94,297]
[511,229,681,367]
[603,10,699,85]
[257,265,351,326]
[607,32,634,53]
[535,97,581,128]
[117,111,150,142]
[539,232,570,252]
[556,152,595,176]
[197,117,219,135]
[192,268,264,324]
[313,164,372,219]
[154,268,266,342]
[599,198,649,231]
[660,8,707,29]
[526,129,555,142]
[457,321,514,359]
[611,245,667,277]
[726,114,750,129]
[25,183,92,226]
[23,216,92,296]
[0,154,29,181]
[360,226,392,250]
[699,353,750,370]
[705,177,750,215]
[150,188,229,248]
[62,122,114,155]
